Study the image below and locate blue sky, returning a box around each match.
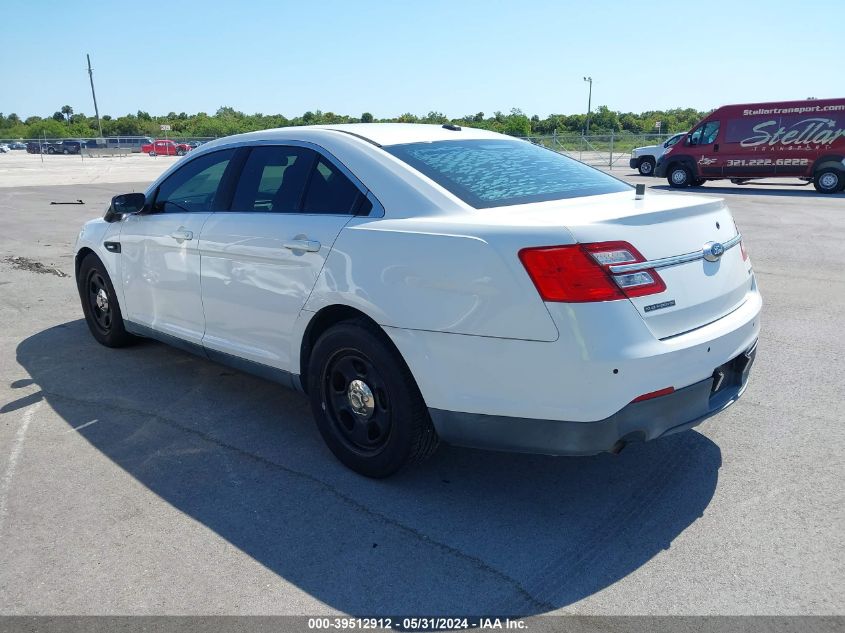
[2,0,843,119]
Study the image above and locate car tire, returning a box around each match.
[176,149,185,156]
[62,149,69,154]
[668,164,692,188]
[638,157,655,176]
[149,151,157,157]
[77,254,135,348]
[307,319,439,478]
[813,167,843,194]
[47,147,55,155]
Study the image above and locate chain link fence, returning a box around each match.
[0,136,219,157]
[522,132,678,169]
[2,132,680,167]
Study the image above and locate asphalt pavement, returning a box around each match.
[0,175,842,616]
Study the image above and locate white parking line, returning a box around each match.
[66,418,99,433]
[0,400,43,537]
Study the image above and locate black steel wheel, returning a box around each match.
[77,254,135,348]
[308,319,438,477]
[86,269,113,334]
[323,348,392,454]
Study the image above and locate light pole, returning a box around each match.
[87,54,103,139]
[583,76,593,136]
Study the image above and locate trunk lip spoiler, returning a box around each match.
[608,233,742,274]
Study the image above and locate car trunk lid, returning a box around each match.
[502,191,755,339]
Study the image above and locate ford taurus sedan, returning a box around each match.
[74,123,761,477]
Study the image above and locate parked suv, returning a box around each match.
[39,140,83,155]
[629,133,685,176]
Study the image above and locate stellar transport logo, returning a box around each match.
[740,117,845,148]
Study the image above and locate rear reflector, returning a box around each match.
[519,241,666,302]
[631,386,675,403]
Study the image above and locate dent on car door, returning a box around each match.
[119,148,236,344]
[199,144,365,372]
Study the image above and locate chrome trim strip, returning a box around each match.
[609,233,742,274]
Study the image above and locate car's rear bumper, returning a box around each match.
[429,340,756,455]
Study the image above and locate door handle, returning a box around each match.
[170,229,193,241]
[283,239,321,252]
[713,144,719,152]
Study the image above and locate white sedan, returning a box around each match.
[74,123,761,477]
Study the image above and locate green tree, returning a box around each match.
[52,111,65,123]
[60,105,73,125]
[361,112,374,123]
[503,109,531,137]
[28,118,68,139]
[422,111,447,124]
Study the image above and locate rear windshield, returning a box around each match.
[385,139,630,208]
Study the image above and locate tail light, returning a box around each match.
[733,219,749,261]
[631,386,675,403]
[518,241,666,303]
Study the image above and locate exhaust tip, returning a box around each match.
[609,440,627,455]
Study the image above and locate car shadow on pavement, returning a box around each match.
[13,320,722,615]
[649,183,844,198]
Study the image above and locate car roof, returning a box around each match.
[214,123,507,148]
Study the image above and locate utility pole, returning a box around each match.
[583,76,593,136]
[87,54,103,139]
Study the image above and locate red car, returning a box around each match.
[141,139,192,157]
[656,97,845,193]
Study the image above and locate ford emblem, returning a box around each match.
[703,241,725,262]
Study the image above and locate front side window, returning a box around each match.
[689,121,720,146]
[385,139,629,208]
[154,149,235,213]
[231,146,315,212]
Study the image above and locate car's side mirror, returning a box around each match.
[104,192,146,223]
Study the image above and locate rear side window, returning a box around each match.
[385,139,629,208]
[301,157,364,214]
[231,146,315,212]
[154,149,235,213]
